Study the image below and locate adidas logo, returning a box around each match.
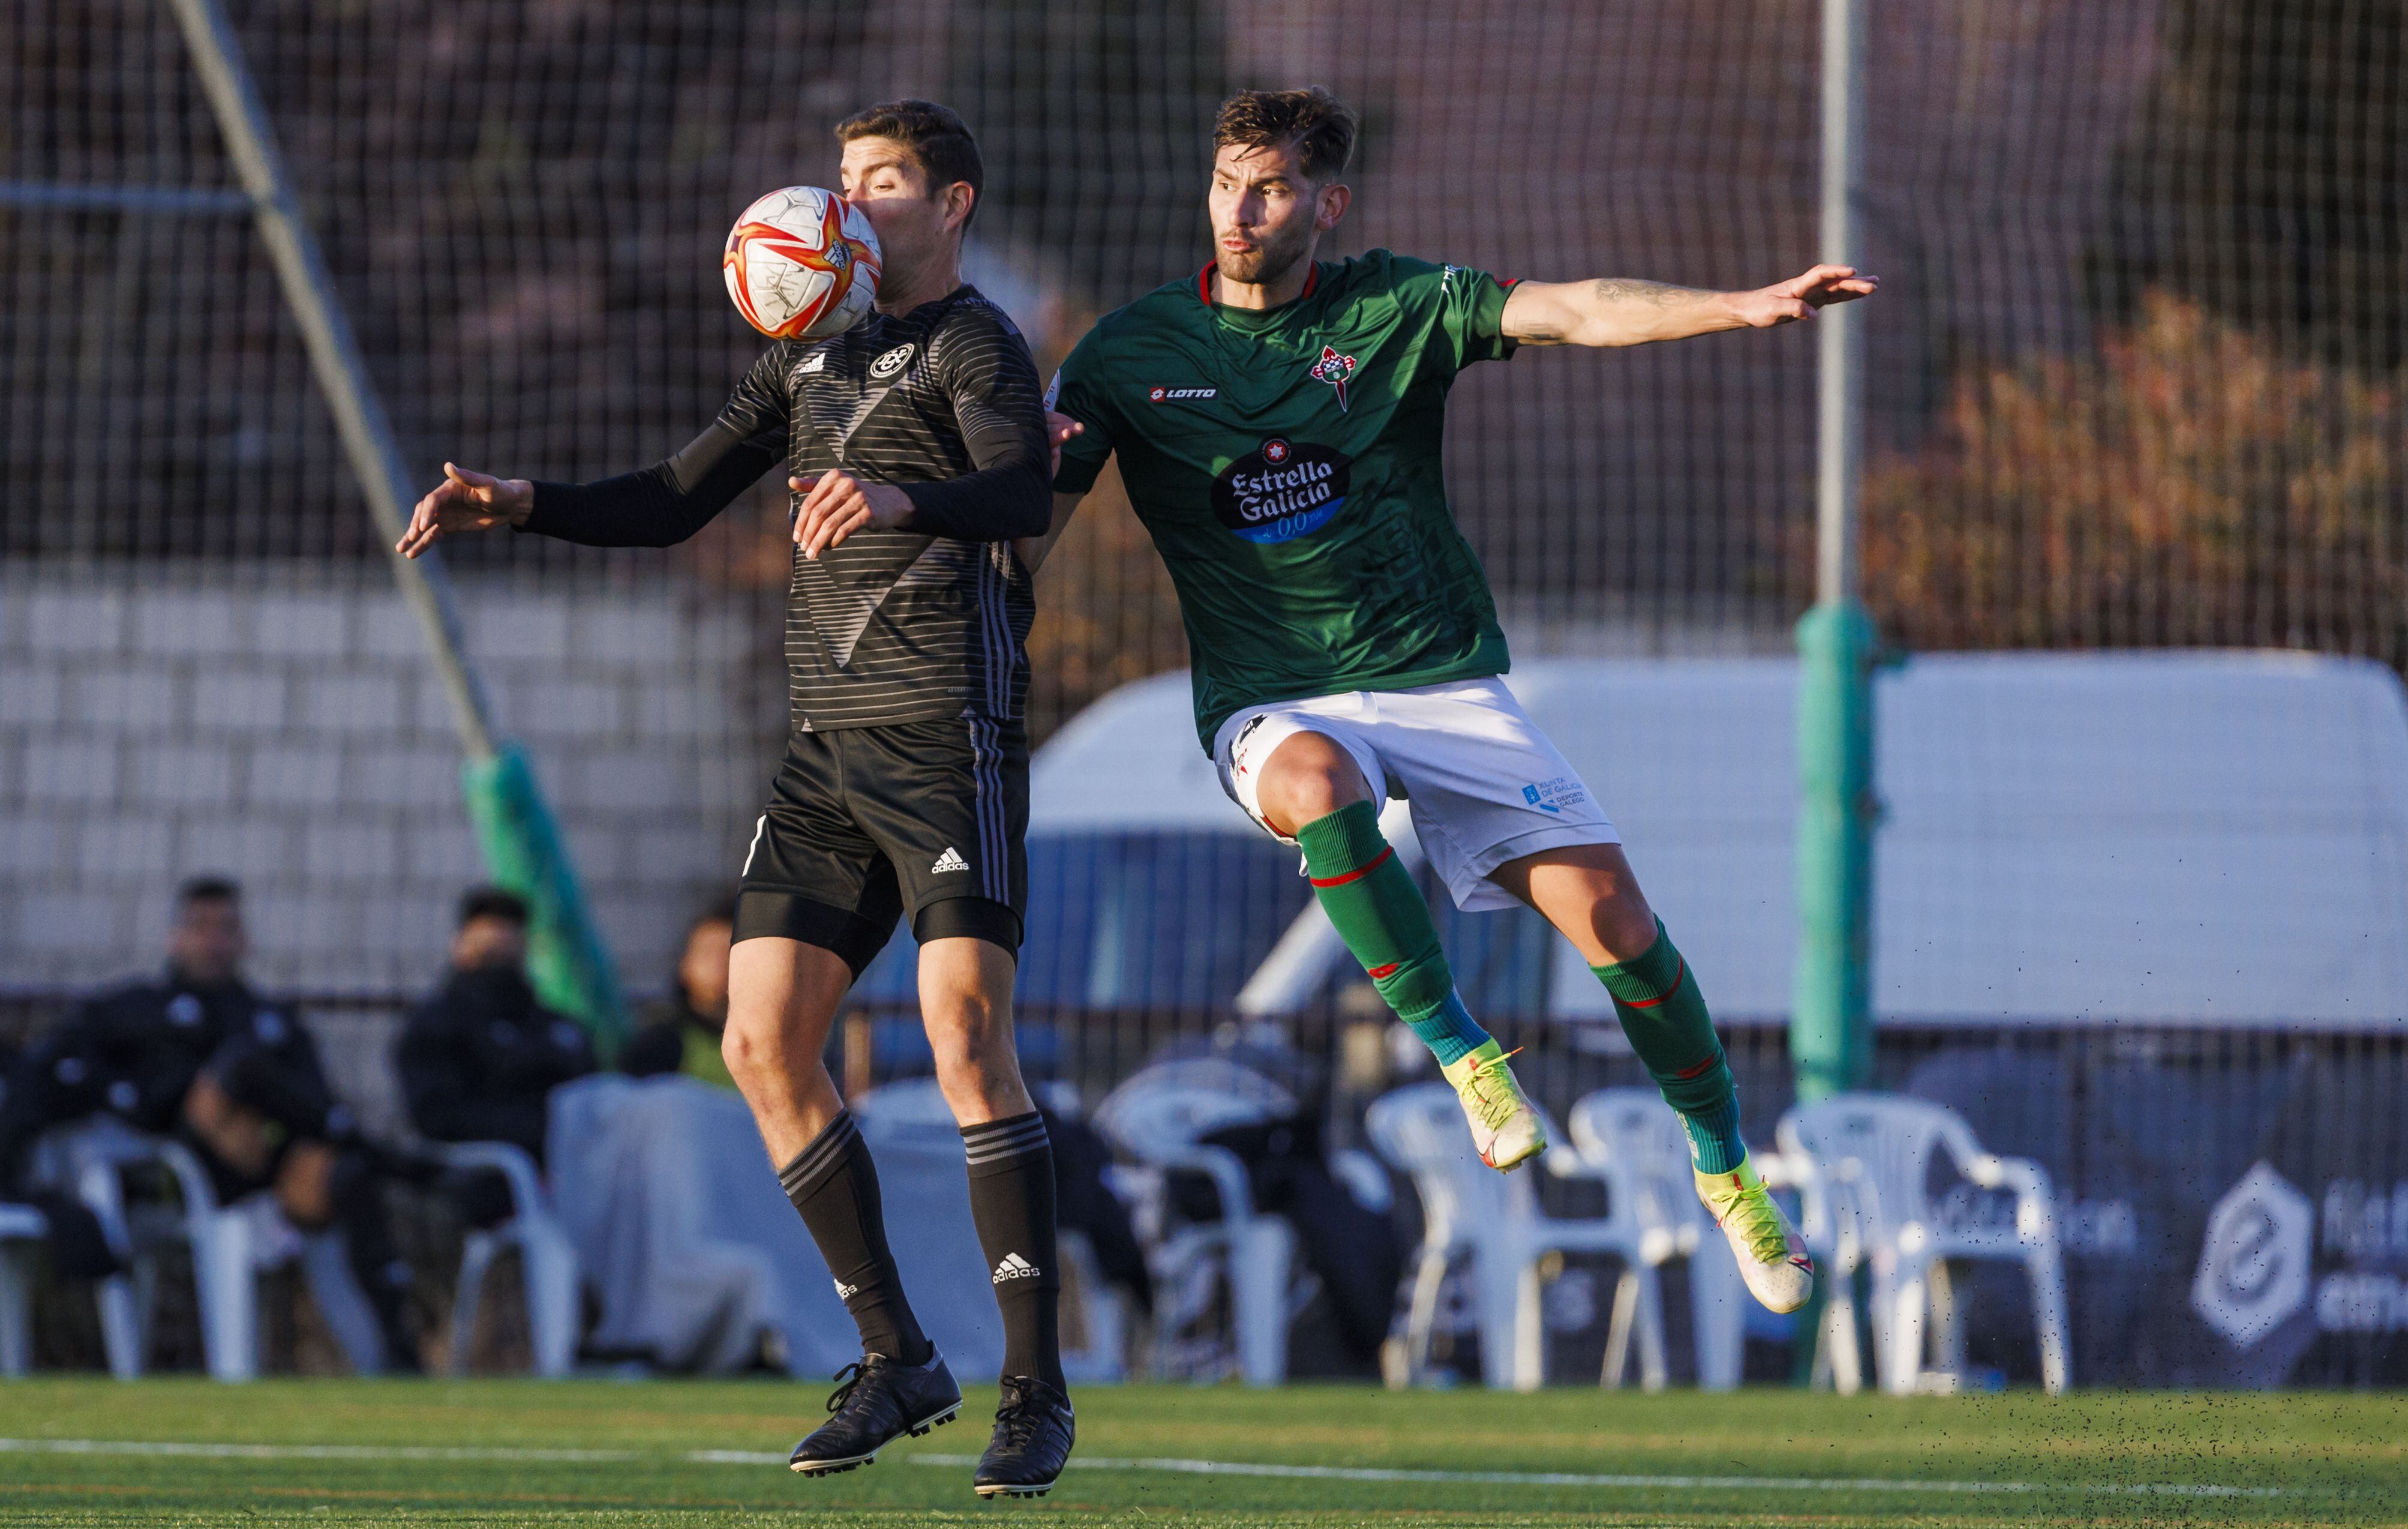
[932,846,969,875]
[833,1278,859,1300]
[991,1252,1040,1284]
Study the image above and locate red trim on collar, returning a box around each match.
[1197,261,1321,305]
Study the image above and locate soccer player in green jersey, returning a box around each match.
[1035,88,1876,1315]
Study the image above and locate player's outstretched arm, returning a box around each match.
[398,463,532,559]
[1501,263,1878,349]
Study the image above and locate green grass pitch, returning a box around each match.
[0,1379,2397,1527]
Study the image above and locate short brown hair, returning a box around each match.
[834,98,984,227]
[1213,87,1358,182]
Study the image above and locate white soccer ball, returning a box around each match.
[722,186,882,340]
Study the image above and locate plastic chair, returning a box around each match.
[1746,1147,1872,1394]
[1565,1089,1746,1391]
[1778,1094,2071,1395]
[437,1141,580,1378]
[1364,1084,1482,1387]
[1368,1082,1652,1392]
[0,1202,46,1376]
[40,1120,388,1380]
[1092,1059,1297,1385]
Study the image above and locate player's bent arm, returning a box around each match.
[524,418,779,548]
[1500,262,1879,348]
[876,306,1056,545]
[400,422,779,559]
[892,450,1052,542]
[1016,491,1089,576]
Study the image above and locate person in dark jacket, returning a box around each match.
[396,888,596,1168]
[620,901,736,1089]
[0,877,422,1368]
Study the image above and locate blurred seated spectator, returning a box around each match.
[396,888,596,1201]
[0,1027,121,1285]
[0,877,421,1365]
[620,901,736,1089]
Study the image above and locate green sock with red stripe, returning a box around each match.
[1592,918,1745,1173]
[1294,802,1490,1066]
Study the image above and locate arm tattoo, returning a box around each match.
[1589,278,1715,307]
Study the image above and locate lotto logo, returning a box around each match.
[1148,385,1217,402]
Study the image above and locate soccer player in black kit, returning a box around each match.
[401,100,1073,1497]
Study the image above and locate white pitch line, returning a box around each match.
[0,1439,640,1463]
[906,1452,2290,1500]
[0,1438,2296,1501]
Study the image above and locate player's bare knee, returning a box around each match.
[1258,734,1370,835]
[719,1006,789,1087]
[930,1033,1031,1124]
[1601,897,1659,960]
[925,987,1007,1071]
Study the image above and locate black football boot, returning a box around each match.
[972,1375,1076,1498]
[789,1351,962,1476]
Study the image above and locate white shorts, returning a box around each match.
[1211,675,1620,912]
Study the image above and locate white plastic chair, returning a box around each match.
[0,1202,47,1376]
[41,1120,388,1380]
[1092,1059,1297,1386]
[436,1141,580,1378]
[1370,1082,1668,1392]
[1778,1094,2070,1395]
[1565,1089,1746,1391]
[1364,1083,1484,1387]
[1746,1147,1872,1394]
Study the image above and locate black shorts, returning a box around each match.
[732,714,1028,975]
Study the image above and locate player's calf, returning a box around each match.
[1293,799,1543,1170]
[1590,916,1813,1311]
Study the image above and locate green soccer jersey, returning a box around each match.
[1050,250,1518,749]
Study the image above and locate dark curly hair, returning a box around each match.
[1213,87,1358,182]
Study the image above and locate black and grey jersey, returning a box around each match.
[522,284,1050,730]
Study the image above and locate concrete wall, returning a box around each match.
[1,563,783,997]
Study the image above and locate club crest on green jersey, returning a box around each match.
[1308,344,1358,412]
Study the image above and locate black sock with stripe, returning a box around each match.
[779,1111,932,1365]
[960,1111,1064,1390]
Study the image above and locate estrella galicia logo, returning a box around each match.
[1212,438,1350,543]
[869,343,914,380]
[1308,344,1358,412]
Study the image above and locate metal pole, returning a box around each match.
[1816,0,1864,609]
[160,0,627,1042]
[161,0,496,762]
[1792,0,1876,1102]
